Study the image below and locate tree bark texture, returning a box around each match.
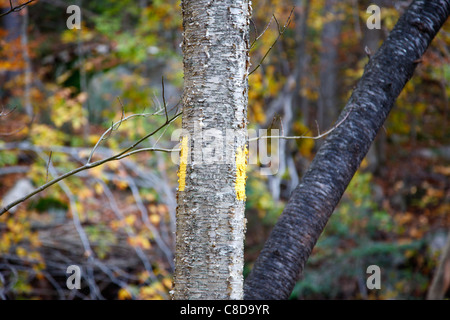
[173,0,251,299]
[244,0,450,300]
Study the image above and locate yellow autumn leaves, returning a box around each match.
[118,276,173,300]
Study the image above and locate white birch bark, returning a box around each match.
[172,0,251,299]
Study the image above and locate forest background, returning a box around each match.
[0,0,448,300]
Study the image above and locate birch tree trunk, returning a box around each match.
[172,0,251,300]
[244,0,450,300]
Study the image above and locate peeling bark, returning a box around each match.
[173,0,251,300]
[244,0,450,300]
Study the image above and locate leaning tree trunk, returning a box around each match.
[244,0,450,300]
[172,0,251,299]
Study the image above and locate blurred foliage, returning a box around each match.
[0,0,449,300]
[290,172,434,299]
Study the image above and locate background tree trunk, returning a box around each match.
[0,6,22,103]
[0,7,33,117]
[317,0,342,132]
[427,231,450,299]
[363,0,387,174]
[244,0,450,300]
[172,0,251,299]
[266,1,310,201]
[21,8,33,118]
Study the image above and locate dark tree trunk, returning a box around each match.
[244,0,450,300]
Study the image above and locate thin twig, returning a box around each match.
[0,105,17,117]
[0,113,34,136]
[273,14,281,32]
[249,7,295,76]
[249,106,353,142]
[116,147,177,159]
[162,76,169,123]
[40,153,104,299]
[0,0,36,18]
[152,122,171,149]
[98,179,157,283]
[250,15,274,49]
[127,177,174,271]
[46,151,52,183]
[115,96,126,132]
[105,121,114,140]
[250,18,258,46]
[87,109,178,164]
[0,111,182,216]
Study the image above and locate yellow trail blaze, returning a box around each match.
[235,145,248,201]
[178,136,188,191]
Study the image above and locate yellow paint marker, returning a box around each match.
[235,145,248,201]
[178,136,188,191]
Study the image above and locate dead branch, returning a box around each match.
[0,0,36,18]
[1,109,182,216]
[249,7,295,75]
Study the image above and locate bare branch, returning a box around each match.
[1,111,182,216]
[127,177,174,271]
[249,7,295,76]
[39,152,103,299]
[272,14,281,33]
[162,76,169,123]
[0,105,17,117]
[249,106,353,142]
[0,113,35,136]
[115,96,126,132]
[87,108,179,164]
[98,179,157,283]
[116,147,175,160]
[104,121,114,140]
[45,151,52,183]
[315,119,321,136]
[250,15,275,49]
[0,0,36,18]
